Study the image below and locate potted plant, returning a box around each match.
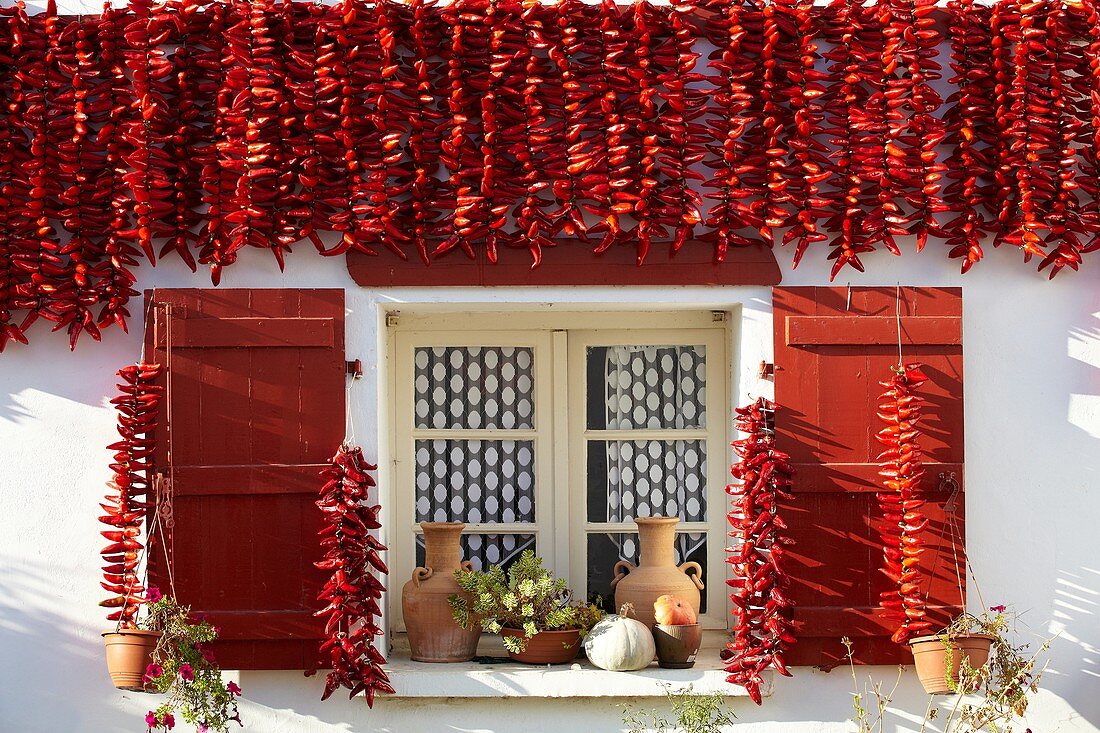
[652,594,702,669]
[908,605,1044,700]
[135,589,243,732]
[846,605,1051,733]
[450,551,604,664]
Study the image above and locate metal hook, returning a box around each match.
[939,471,961,513]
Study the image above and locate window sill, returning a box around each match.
[383,651,770,699]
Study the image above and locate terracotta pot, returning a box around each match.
[653,623,702,669]
[501,627,582,665]
[611,517,704,629]
[102,629,162,691]
[402,522,481,663]
[909,633,995,695]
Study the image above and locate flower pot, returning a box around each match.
[653,623,702,669]
[909,633,995,695]
[402,522,482,662]
[102,629,162,691]
[611,517,704,629]
[501,628,582,665]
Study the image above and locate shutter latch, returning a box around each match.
[758,360,775,379]
[346,359,363,379]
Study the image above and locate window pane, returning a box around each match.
[415,439,536,523]
[414,346,535,430]
[586,439,706,523]
[586,532,707,613]
[416,533,535,574]
[586,345,706,430]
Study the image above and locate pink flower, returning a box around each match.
[143,663,164,682]
[198,645,216,663]
[145,711,158,727]
[990,604,1007,613]
[227,681,242,696]
[162,713,175,730]
[179,663,194,682]
[146,587,162,603]
[198,725,209,733]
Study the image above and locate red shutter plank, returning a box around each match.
[773,287,965,668]
[786,316,961,346]
[145,289,344,670]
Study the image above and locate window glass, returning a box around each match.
[415,346,535,430]
[586,345,706,430]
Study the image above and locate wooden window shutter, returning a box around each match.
[772,287,965,667]
[144,289,345,670]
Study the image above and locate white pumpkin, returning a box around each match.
[583,612,656,671]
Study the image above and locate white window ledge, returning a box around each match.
[384,652,771,699]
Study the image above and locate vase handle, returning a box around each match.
[411,566,433,588]
[610,560,635,589]
[460,561,474,572]
[679,561,705,590]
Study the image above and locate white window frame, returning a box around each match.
[386,310,731,633]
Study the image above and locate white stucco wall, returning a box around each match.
[1,243,1098,733]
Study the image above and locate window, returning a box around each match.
[390,311,730,633]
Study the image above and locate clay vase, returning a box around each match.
[611,516,704,630]
[653,623,703,669]
[501,628,582,665]
[909,633,995,694]
[102,629,162,691]
[402,522,481,663]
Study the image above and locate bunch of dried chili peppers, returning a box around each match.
[724,398,796,704]
[874,363,932,644]
[99,362,162,626]
[314,444,393,705]
[4,0,1100,352]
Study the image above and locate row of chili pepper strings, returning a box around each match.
[724,397,796,703]
[4,0,1100,351]
[313,370,392,704]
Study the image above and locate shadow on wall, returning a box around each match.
[0,554,136,732]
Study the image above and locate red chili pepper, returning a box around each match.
[875,363,932,644]
[725,398,795,704]
[99,362,162,627]
[315,444,393,705]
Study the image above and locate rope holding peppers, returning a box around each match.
[724,397,796,704]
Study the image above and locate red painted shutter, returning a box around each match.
[145,289,344,670]
[772,287,965,667]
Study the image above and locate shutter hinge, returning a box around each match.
[711,310,727,323]
[346,359,363,379]
[758,361,775,379]
[386,311,400,327]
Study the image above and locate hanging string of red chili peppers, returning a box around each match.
[99,362,162,627]
[314,444,393,705]
[724,398,796,705]
[4,0,1100,351]
[874,363,932,644]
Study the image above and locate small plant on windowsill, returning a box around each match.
[621,684,736,733]
[139,589,243,732]
[846,605,1052,733]
[449,550,604,665]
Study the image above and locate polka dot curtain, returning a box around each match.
[595,345,708,566]
[412,346,537,572]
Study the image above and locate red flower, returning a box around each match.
[227,681,242,697]
[143,663,164,682]
[179,663,194,682]
[146,587,162,603]
[162,713,175,730]
[145,711,158,727]
[990,604,1007,613]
